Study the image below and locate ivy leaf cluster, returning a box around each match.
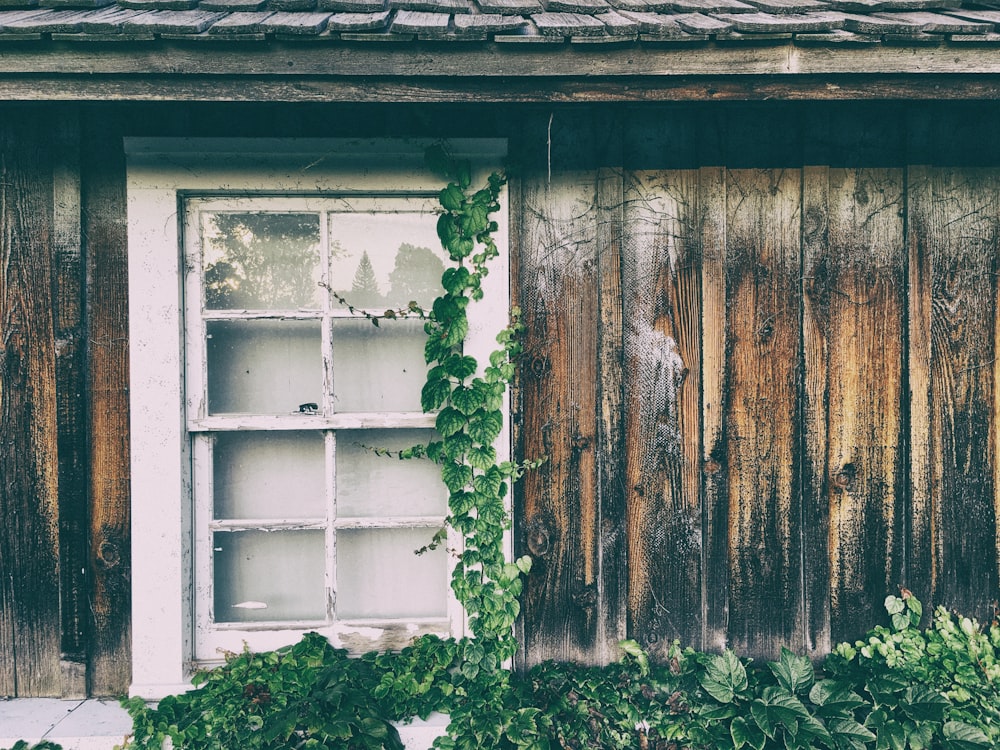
[419,144,532,663]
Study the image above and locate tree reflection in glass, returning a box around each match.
[203,213,322,310]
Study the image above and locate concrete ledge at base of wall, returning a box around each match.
[0,699,448,750]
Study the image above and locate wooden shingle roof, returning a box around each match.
[3,0,1000,43]
[2,0,1000,102]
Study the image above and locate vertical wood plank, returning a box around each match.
[909,167,1000,618]
[52,107,89,698]
[907,166,934,609]
[596,163,627,660]
[802,167,906,653]
[82,110,131,695]
[621,169,703,657]
[724,168,804,657]
[0,107,61,696]
[699,166,728,652]
[516,116,602,666]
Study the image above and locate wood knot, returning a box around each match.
[97,540,121,568]
[833,463,857,490]
[526,526,550,557]
[703,459,722,475]
[572,584,597,610]
[530,356,550,378]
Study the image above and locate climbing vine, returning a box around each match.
[417,144,536,661]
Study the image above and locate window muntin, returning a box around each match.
[185,195,458,659]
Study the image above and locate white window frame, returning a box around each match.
[126,138,509,700]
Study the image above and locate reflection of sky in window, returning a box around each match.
[329,212,446,292]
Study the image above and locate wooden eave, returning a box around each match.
[1,40,1000,100]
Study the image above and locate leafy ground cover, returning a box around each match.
[111,591,1000,750]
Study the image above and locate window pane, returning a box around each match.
[336,528,447,619]
[214,432,325,520]
[337,429,445,518]
[202,212,322,310]
[207,319,322,415]
[329,210,446,310]
[214,529,326,623]
[332,319,425,412]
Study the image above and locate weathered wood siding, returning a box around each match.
[0,106,131,697]
[4,101,1000,693]
[515,110,1000,664]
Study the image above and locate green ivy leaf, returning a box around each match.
[436,407,466,437]
[440,184,465,212]
[442,462,473,492]
[444,432,473,459]
[422,378,452,412]
[874,720,906,750]
[700,651,749,704]
[442,266,473,295]
[468,445,497,471]
[473,468,503,497]
[899,686,948,722]
[769,647,814,695]
[469,411,503,445]
[445,354,478,380]
[828,718,877,746]
[444,313,470,347]
[452,386,485,416]
[943,721,991,750]
[732,716,766,750]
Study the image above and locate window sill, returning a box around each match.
[0,699,448,750]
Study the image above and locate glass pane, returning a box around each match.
[329,209,446,310]
[331,319,425,412]
[337,430,445,518]
[336,528,447,619]
[214,529,326,623]
[202,212,322,310]
[207,319,322,415]
[214,432,325,520]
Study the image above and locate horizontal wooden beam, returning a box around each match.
[2,39,1000,84]
[1,72,1000,102]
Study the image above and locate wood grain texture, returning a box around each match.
[516,123,602,665]
[908,167,1000,620]
[699,165,728,652]
[596,164,628,660]
[724,168,804,656]
[6,44,1000,79]
[82,110,131,696]
[52,107,89,698]
[621,169,703,657]
[8,76,1000,105]
[0,108,61,697]
[802,167,906,653]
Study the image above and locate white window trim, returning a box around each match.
[126,138,509,700]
